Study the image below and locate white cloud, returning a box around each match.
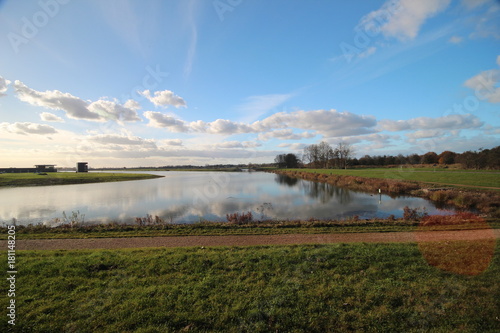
[448,35,463,44]
[406,129,445,140]
[359,0,451,41]
[14,80,101,121]
[257,129,316,141]
[0,122,58,135]
[0,76,11,96]
[143,111,190,132]
[161,139,183,146]
[378,114,483,131]
[146,108,376,138]
[407,133,499,154]
[214,141,261,149]
[343,133,399,152]
[144,112,252,135]
[188,120,208,132]
[277,142,307,151]
[124,99,141,110]
[87,134,157,148]
[88,99,141,122]
[40,112,64,122]
[142,107,486,149]
[464,58,500,103]
[139,89,187,108]
[253,109,377,138]
[206,119,252,135]
[13,81,141,122]
[353,133,396,145]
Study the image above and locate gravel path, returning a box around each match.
[4,229,499,250]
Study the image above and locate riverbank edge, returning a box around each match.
[269,169,500,217]
[0,172,164,188]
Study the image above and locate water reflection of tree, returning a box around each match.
[275,174,299,187]
[274,174,353,205]
[153,206,189,223]
[301,181,353,205]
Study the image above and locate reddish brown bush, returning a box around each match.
[420,212,485,226]
[403,206,428,221]
[226,211,253,224]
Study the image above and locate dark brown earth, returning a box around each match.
[4,229,499,251]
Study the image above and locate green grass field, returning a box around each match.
[289,168,500,189]
[0,172,163,187]
[2,243,499,332]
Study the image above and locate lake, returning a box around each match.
[0,171,451,226]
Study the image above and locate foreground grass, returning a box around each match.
[1,243,499,332]
[289,168,500,189]
[0,172,163,187]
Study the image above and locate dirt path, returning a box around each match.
[4,229,499,250]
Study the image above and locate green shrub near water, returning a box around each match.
[1,243,499,332]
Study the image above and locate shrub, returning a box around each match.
[420,212,485,226]
[403,206,428,221]
[453,193,475,209]
[429,190,450,203]
[135,214,164,226]
[226,211,253,224]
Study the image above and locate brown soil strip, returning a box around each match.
[4,229,499,251]
[420,181,500,190]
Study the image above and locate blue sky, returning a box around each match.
[0,0,499,167]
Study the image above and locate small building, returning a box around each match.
[77,162,88,173]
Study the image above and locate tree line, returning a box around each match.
[275,141,353,169]
[275,143,500,170]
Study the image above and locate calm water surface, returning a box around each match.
[0,171,451,226]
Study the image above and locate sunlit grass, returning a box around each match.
[1,243,499,332]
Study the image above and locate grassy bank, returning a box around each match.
[286,168,500,189]
[0,172,163,188]
[2,243,499,332]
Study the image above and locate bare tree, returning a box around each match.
[336,142,353,169]
[303,144,320,168]
[318,141,333,168]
